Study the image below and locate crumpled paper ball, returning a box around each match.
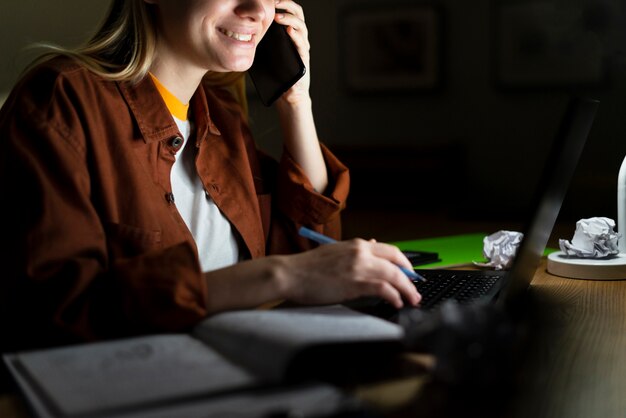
[559,217,620,258]
[474,231,523,270]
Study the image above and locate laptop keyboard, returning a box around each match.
[413,270,503,310]
[344,270,505,320]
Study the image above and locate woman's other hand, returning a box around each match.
[276,239,422,309]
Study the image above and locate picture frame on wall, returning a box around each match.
[340,5,443,93]
[493,1,609,89]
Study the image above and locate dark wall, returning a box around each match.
[249,0,626,223]
[0,1,110,91]
[2,1,625,223]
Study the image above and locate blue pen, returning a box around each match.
[298,226,426,282]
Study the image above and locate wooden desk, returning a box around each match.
[506,260,626,418]
[356,259,626,418]
[2,260,625,418]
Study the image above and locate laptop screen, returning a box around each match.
[497,97,599,310]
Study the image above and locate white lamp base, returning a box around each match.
[547,251,626,280]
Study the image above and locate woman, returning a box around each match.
[0,0,420,352]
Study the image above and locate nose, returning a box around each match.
[235,0,272,22]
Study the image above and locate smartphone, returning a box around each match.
[402,250,441,266]
[248,21,306,106]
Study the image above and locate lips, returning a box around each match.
[218,28,253,42]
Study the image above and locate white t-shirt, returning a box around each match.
[170,116,240,272]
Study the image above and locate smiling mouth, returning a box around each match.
[218,28,253,42]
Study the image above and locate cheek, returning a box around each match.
[264,0,276,12]
[264,3,276,26]
[260,13,275,37]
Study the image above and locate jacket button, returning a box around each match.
[165,192,175,204]
[170,136,184,150]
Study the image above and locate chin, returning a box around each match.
[231,60,255,73]
[223,54,255,72]
[209,56,254,74]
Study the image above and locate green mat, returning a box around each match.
[391,233,557,268]
[391,233,488,268]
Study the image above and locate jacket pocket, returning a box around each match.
[104,222,163,258]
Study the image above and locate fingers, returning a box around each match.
[274,0,309,52]
[369,256,422,307]
[275,0,305,22]
[348,239,422,307]
[360,280,404,309]
[369,241,414,270]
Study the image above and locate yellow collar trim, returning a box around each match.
[149,73,190,121]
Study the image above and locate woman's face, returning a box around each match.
[146,0,276,73]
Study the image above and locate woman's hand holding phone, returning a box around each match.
[252,0,328,193]
[272,0,311,106]
[248,0,308,106]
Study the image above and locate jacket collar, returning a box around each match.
[117,76,218,144]
[119,76,264,258]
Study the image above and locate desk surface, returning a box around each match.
[506,261,626,418]
[2,260,625,418]
[356,259,626,418]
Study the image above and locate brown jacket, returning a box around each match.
[0,57,349,352]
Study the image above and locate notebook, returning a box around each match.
[352,97,599,318]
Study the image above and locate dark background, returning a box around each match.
[2,0,626,241]
[248,0,626,242]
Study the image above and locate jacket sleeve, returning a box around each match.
[203,85,350,256]
[0,79,208,352]
[265,143,350,255]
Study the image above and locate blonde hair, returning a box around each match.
[35,0,247,110]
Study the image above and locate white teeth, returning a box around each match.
[221,29,252,42]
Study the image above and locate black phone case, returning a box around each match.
[402,251,441,266]
[248,22,306,106]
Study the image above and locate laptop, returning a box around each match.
[352,96,599,318]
